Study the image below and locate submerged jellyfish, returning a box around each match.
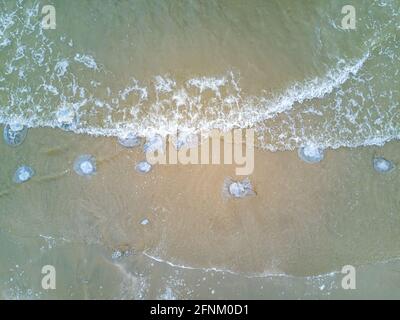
[373,157,395,173]
[56,106,76,130]
[111,250,122,260]
[174,136,186,151]
[111,248,134,260]
[173,131,199,151]
[223,177,256,199]
[117,132,141,148]
[3,124,28,147]
[298,145,324,163]
[13,166,35,184]
[73,154,96,176]
[135,161,152,174]
[143,135,164,154]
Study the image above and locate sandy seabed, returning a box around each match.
[0,127,399,299]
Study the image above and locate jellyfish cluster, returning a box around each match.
[2,124,397,202]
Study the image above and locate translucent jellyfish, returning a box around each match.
[298,145,324,163]
[117,132,141,148]
[173,131,199,151]
[373,157,395,173]
[111,250,122,260]
[135,161,152,174]
[174,136,186,151]
[56,106,76,130]
[73,154,96,176]
[3,124,28,147]
[13,166,35,183]
[111,248,134,260]
[143,134,164,154]
[223,177,256,199]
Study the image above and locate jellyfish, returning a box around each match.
[223,177,256,199]
[56,106,76,130]
[73,154,96,176]
[373,157,395,173]
[111,248,133,260]
[173,131,199,151]
[117,132,141,148]
[3,124,28,147]
[298,145,324,163]
[143,134,164,154]
[135,161,152,174]
[13,166,35,183]
[111,250,122,260]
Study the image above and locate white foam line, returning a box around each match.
[143,251,400,281]
[240,52,370,126]
[1,111,399,153]
[0,3,397,152]
[144,251,309,279]
[74,54,99,70]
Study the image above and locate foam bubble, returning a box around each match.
[154,76,176,93]
[119,78,148,102]
[54,59,69,77]
[187,76,227,97]
[74,54,98,70]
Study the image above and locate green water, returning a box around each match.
[1,0,398,146]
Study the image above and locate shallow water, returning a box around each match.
[0,0,399,299]
[1,0,398,147]
[0,128,399,298]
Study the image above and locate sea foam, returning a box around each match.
[0,1,398,154]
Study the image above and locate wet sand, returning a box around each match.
[0,127,399,298]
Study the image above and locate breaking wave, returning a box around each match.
[0,0,399,151]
